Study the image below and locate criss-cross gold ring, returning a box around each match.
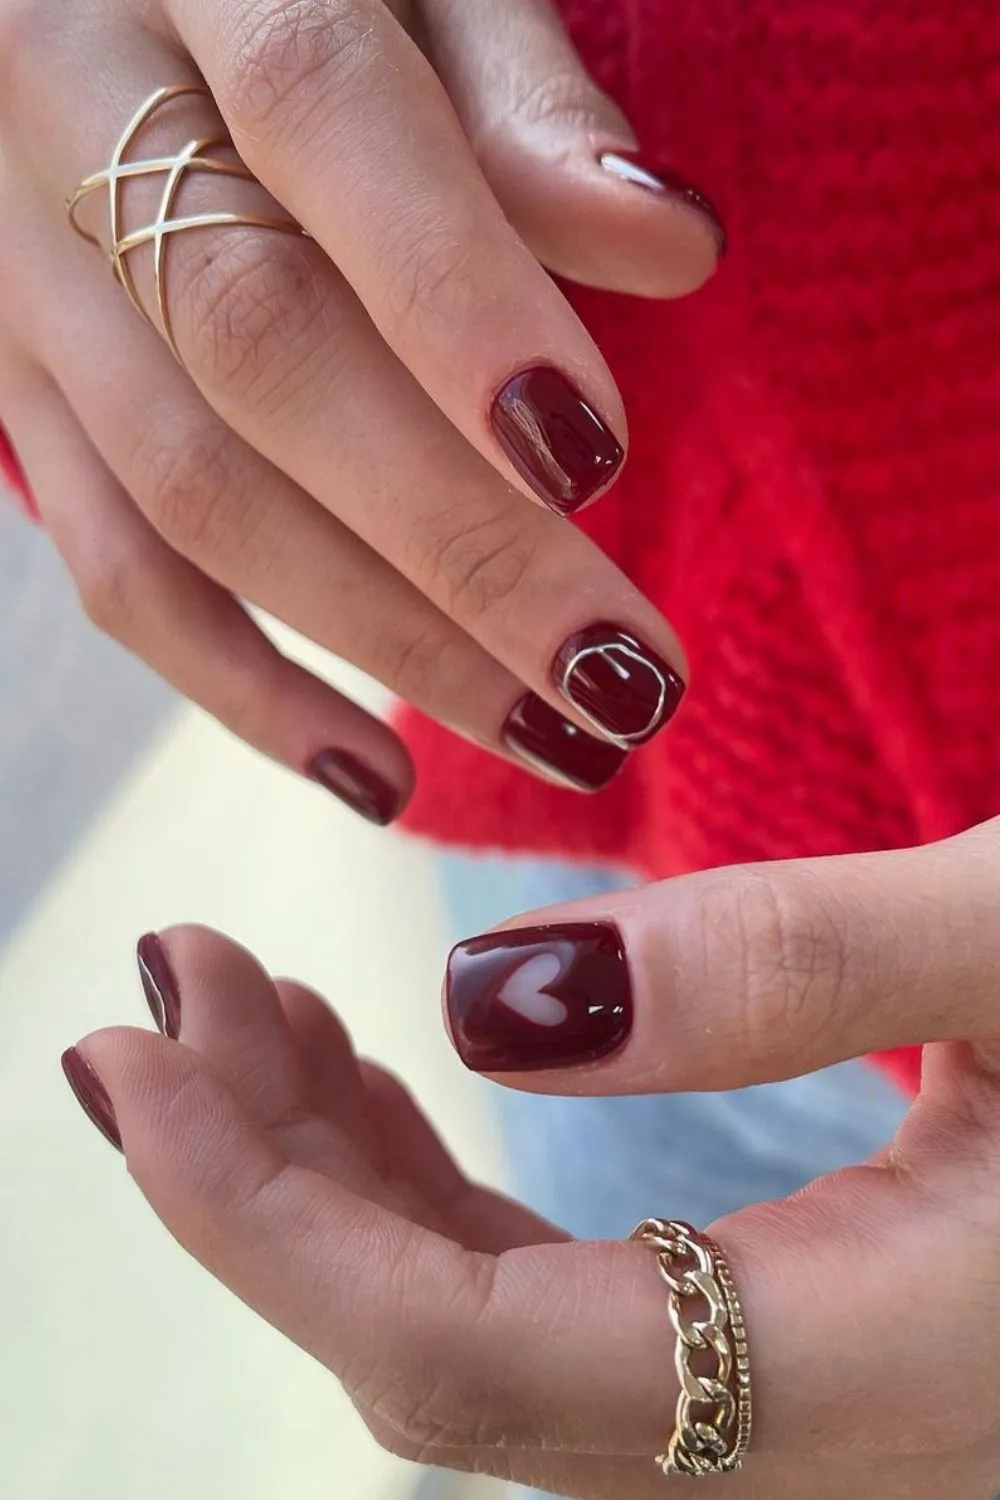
[66,83,305,362]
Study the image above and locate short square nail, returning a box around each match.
[309,749,404,826]
[553,622,686,747]
[490,365,625,516]
[503,694,628,791]
[599,151,727,255]
[61,1047,123,1152]
[138,932,181,1040]
[446,922,632,1073]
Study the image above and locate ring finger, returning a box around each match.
[25,55,691,761]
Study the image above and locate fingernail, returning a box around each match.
[137,932,181,1040]
[61,1047,123,1152]
[309,749,403,826]
[503,694,628,791]
[553,622,686,747]
[446,922,632,1072]
[490,365,625,516]
[599,151,727,256]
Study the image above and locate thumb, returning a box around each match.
[421,0,725,298]
[444,818,1000,1092]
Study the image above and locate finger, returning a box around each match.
[422,0,726,296]
[137,926,383,1194]
[155,0,633,513]
[275,979,376,1155]
[13,167,679,792]
[0,356,413,823]
[5,186,634,796]
[359,1060,568,1252]
[68,1024,705,1454]
[443,818,1000,1091]
[35,71,689,721]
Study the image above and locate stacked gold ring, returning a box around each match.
[66,84,305,363]
[631,1218,753,1478]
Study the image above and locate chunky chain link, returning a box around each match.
[630,1218,752,1478]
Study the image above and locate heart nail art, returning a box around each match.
[446,922,632,1073]
[553,623,685,747]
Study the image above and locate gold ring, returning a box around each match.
[631,1218,752,1478]
[66,84,305,362]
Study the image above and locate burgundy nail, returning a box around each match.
[309,749,403,826]
[490,365,625,516]
[503,694,628,791]
[61,1047,123,1152]
[138,932,181,1040]
[446,922,632,1072]
[553,622,686,747]
[599,151,727,256]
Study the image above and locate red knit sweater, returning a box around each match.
[399,0,1000,1094]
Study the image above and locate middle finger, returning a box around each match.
[25,51,690,763]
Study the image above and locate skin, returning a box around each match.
[73,817,1000,1498]
[0,0,717,810]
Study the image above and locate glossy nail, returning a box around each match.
[491,365,625,516]
[138,932,181,1040]
[446,922,632,1072]
[599,151,727,255]
[503,694,628,791]
[553,622,685,747]
[61,1047,123,1152]
[309,749,403,826]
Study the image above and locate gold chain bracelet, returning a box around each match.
[630,1218,752,1478]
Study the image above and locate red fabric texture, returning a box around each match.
[398,0,1000,1097]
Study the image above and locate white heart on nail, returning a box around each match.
[497,952,567,1027]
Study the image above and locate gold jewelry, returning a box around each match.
[630,1218,752,1478]
[66,84,305,361]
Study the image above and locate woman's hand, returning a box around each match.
[65,819,1000,1497]
[0,0,720,821]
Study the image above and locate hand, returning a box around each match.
[0,0,719,821]
[66,819,1000,1497]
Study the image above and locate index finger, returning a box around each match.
[163,0,628,515]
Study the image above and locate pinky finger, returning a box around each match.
[0,364,414,824]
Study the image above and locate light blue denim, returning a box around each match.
[436,854,909,1499]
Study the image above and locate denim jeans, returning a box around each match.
[436,855,909,1499]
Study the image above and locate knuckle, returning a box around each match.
[73,542,144,638]
[417,505,535,623]
[135,414,234,558]
[703,869,853,1065]
[224,0,377,147]
[378,613,458,706]
[172,229,320,408]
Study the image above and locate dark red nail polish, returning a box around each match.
[553,622,685,747]
[490,365,625,516]
[61,1047,123,1152]
[138,932,181,1040]
[446,922,632,1072]
[309,749,403,826]
[599,151,727,256]
[503,694,628,791]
